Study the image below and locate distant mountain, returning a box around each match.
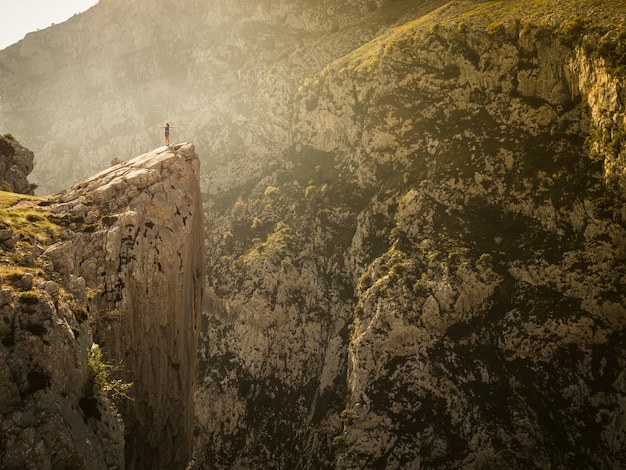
[0,0,437,195]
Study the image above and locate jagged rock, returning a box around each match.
[0,134,36,195]
[44,143,205,470]
[0,279,125,470]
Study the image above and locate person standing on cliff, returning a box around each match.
[159,123,176,146]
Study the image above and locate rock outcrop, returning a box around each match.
[195,1,626,468]
[0,134,36,195]
[0,274,125,470]
[44,143,205,470]
[1,143,204,470]
[0,194,125,469]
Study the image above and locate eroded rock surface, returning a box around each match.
[0,278,124,470]
[44,143,205,470]
[196,3,626,468]
[1,143,203,470]
[0,134,36,195]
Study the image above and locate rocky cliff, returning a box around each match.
[2,0,626,469]
[0,192,124,469]
[196,1,626,468]
[0,0,441,195]
[0,143,204,470]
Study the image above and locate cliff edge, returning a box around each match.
[0,143,204,470]
[45,143,205,470]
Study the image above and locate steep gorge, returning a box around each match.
[1,0,626,469]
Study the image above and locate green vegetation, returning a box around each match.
[0,191,62,243]
[340,408,360,425]
[486,21,506,37]
[596,25,626,75]
[264,185,281,198]
[18,291,39,305]
[479,253,493,264]
[374,246,411,281]
[332,435,345,448]
[561,15,589,46]
[87,345,133,400]
[0,266,31,283]
[332,0,626,81]
[244,221,297,261]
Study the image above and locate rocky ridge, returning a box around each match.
[1,142,204,470]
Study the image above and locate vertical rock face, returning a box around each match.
[295,7,626,468]
[44,143,205,470]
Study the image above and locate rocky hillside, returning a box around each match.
[0,191,124,469]
[0,0,443,195]
[1,0,626,469]
[0,144,204,470]
[195,1,626,468]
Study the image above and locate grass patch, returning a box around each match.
[0,191,62,243]
[18,291,39,305]
[0,266,29,282]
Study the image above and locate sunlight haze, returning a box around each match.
[0,0,99,50]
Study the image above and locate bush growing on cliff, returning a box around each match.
[596,26,626,75]
[87,344,132,400]
[18,291,39,305]
[561,16,589,47]
[486,21,506,38]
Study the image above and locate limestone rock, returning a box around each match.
[1,143,203,470]
[0,270,124,470]
[44,143,205,470]
[196,2,626,468]
[0,134,36,195]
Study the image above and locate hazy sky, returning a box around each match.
[0,0,99,50]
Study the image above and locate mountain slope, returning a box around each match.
[2,0,626,468]
[0,0,446,195]
[196,0,626,467]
